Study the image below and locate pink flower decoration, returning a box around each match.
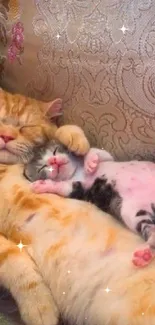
[7,44,17,62]
[12,22,24,35]
[7,21,24,64]
[12,32,24,50]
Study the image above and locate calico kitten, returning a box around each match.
[29,143,155,267]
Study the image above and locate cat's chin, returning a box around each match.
[0,150,18,164]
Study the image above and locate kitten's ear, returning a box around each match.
[44,98,63,119]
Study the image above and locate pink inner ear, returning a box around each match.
[46,98,63,118]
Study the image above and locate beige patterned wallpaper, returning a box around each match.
[1,0,155,160]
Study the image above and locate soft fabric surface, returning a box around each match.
[0,288,23,325]
[0,314,12,325]
[0,0,155,160]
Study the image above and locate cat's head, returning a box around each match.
[42,141,79,181]
[24,140,79,182]
[0,88,62,164]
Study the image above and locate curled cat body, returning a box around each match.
[26,142,155,267]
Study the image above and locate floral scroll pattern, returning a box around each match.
[0,0,24,75]
[1,0,155,160]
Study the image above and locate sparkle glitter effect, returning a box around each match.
[56,34,61,39]
[120,25,128,34]
[62,291,66,295]
[104,287,111,293]
[17,240,27,252]
[67,270,71,274]
[48,166,54,172]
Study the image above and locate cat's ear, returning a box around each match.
[43,98,63,119]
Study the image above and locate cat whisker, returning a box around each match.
[13,146,34,163]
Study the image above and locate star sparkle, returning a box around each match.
[56,34,61,40]
[104,287,111,293]
[17,240,27,252]
[120,25,128,34]
[48,166,54,173]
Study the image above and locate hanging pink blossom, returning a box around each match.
[7,21,24,63]
[12,32,24,50]
[7,44,17,62]
[12,22,24,35]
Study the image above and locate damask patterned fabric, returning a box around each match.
[1,0,155,160]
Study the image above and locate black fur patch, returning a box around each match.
[136,219,153,240]
[69,182,85,200]
[151,203,155,218]
[136,210,148,217]
[136,204,155,220]
[69,177,122,219]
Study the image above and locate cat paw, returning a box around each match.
[84,153,99,174]
[55,125,90,155]
[20,281,59,325]
[132,247,154,267]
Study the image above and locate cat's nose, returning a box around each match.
[0,135,15,143]
[48,157,57,165]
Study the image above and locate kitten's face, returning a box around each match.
[0,89,62,164]
[40,142,78,181]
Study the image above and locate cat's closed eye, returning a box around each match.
[53,147,59,155]
[0,117,20,127]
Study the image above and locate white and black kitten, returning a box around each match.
[24,142,155,268]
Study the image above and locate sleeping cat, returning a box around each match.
[0,88,90,325]
[0,88,89,164]
[26,141,155,268]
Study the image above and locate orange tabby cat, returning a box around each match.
[0,88,89,164]
[0,88,90,325]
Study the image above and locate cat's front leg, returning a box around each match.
[84,148,114,174]
[32,179,73,197]
[55,125,90,155]
[0,235,59,325]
